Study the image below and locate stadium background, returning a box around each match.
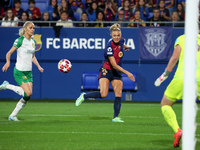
[0,27,184,101]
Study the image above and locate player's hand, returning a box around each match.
[127,72,135,82]
[154,68,172,86]
[38,66,44,73]
[124,45,129,51]
[2,62,10,72]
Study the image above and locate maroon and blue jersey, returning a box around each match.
[102,37,125,71]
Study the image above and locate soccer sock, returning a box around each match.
[6,84,24,96]
[161,105,180,133]
[10,98,27,117]
[113,97,121,118]
[84,91,102,99]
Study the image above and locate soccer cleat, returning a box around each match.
[75,92,86,106]
[8,116,19,121]
[112,117,124,122]
[0,81,9,91]
[173,128,182,147]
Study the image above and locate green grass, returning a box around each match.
[0,100,199,150]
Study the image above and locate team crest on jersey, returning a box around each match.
[22,76,27,80]
[33,34,42,51]
[144,28,167,57]
[118,51,123,57]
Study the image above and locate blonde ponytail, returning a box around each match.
[19,28,25,36]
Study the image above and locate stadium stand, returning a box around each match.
[20,0,49,13]
[74,12,81,21]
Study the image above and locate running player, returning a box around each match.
[0,21,44,121]
[76,23,135,122]
[154,34,200,147]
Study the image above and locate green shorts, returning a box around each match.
[14,67,33,86]
[164,79,200,102]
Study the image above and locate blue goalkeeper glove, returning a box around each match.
[154,68,172,87]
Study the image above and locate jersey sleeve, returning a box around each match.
[13,37,23,48]
[105,46,113,57]
[174,35,182,48]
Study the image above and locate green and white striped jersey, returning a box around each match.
[13,36,36,71]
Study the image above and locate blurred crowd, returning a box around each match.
[0,0,188,27]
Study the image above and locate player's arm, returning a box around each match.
[154,45,181,86]
[32,53,44,73]
[2,46,17,72]
[108,56,135,81]
[166,45,181,71]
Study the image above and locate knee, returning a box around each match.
[26,91,32,97]
[114,91,122,97]
[100,91,108,98]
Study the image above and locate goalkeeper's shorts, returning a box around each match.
[164,79,200,102]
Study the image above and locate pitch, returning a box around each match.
[0,100,199,150]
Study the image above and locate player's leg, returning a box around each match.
[9,82,32,121]
[161,96,180,133]
[111,79,124,122]
[0,80,25,96]
[9,69,33,121]
[161,80,183,147]
[76,68,111,106]
[84,78,110,99]
[75,78,109,106]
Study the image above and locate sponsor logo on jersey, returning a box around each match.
[33,34,42,51]
[118,51,123,57]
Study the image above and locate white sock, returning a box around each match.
[10,98,27,117]
[6,84,24,96]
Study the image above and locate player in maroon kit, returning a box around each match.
[76,23,135,122]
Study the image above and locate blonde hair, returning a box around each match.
[110,23,121,33]
[19,21,34,36]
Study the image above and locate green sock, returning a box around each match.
[161,105,180,133]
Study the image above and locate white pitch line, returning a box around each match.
[1,130,200,137]
[0,130,172,136]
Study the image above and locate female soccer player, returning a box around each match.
[154,34,200,147]
[0,21,44,121]
[76,23,135,122]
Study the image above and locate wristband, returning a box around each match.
[166,67,173,72]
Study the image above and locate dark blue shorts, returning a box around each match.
[98,68,122,82]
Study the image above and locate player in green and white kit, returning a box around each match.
[0,21,44,121]
[154,34,200,147]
